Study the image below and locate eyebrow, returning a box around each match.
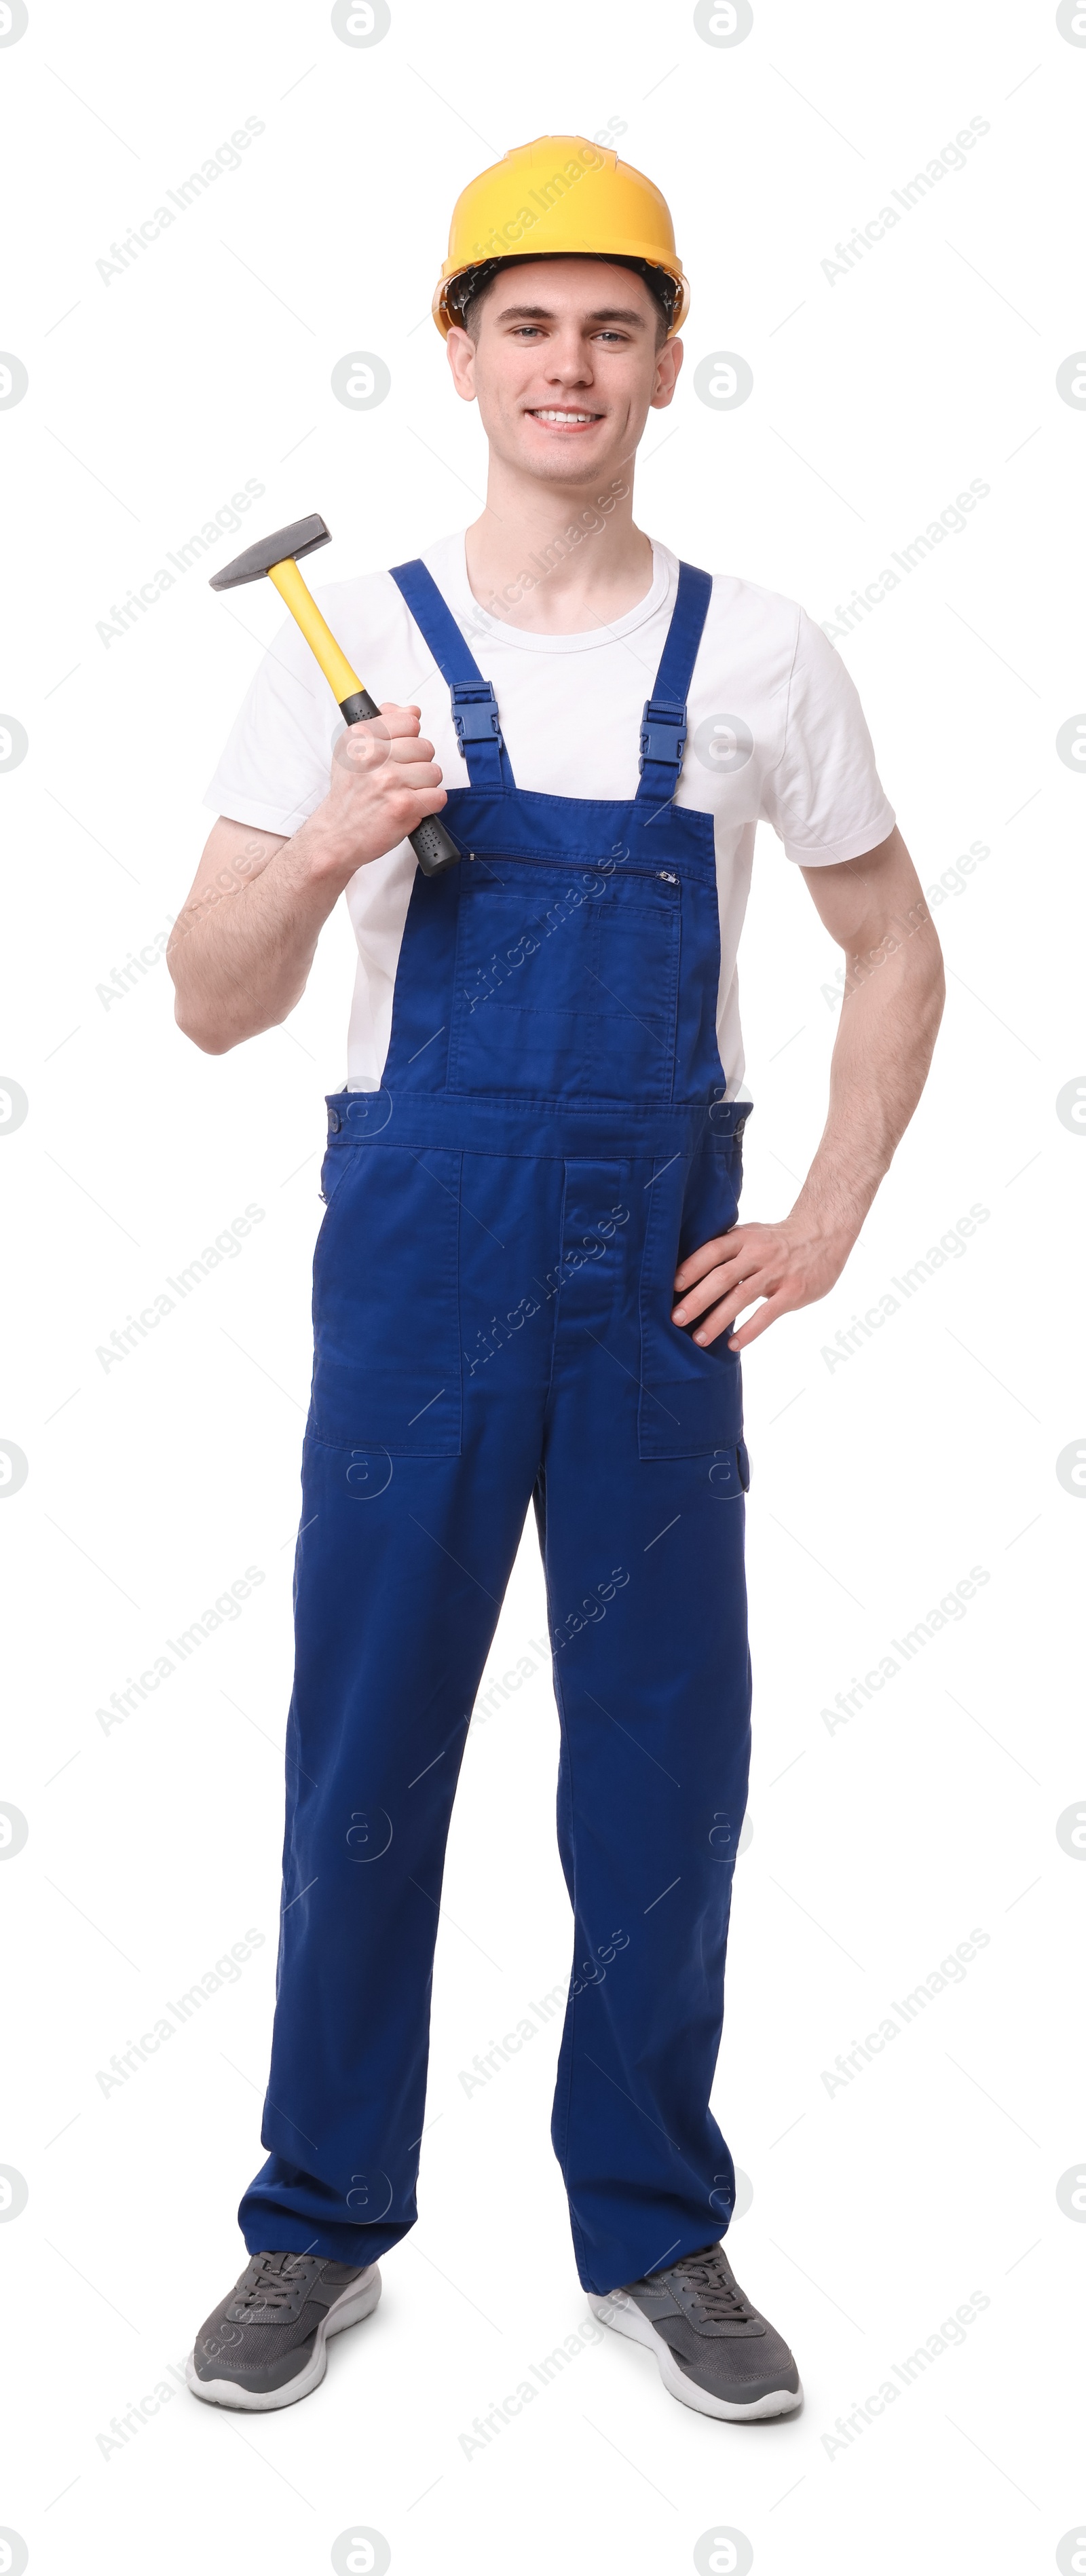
[495,303,649,329]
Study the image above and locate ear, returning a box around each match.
[650,335,684,411]
[445,324,478,405]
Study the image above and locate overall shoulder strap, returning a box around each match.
[389,558,516,791]
[635,561,713,808]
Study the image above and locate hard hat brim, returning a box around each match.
[432,254,691,339]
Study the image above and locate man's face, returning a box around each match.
[445,258,683,487]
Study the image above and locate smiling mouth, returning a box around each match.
[526,407,604,429]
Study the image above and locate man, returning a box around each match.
[171,136,943,2425]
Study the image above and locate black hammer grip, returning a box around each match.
[339,688,460,876]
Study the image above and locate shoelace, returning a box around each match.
[235,2252,322,2315]
[668,2250,758,2325]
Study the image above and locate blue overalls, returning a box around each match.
[239,559,755,2296]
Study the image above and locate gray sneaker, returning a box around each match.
[590,2240,802,2421]
[186,2249,381,2411]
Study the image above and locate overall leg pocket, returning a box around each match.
[637,1143,744,1460]
[311,1146,462,1455]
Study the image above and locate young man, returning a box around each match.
[171,136,943,2425]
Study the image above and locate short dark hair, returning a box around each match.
[449,252,677,348]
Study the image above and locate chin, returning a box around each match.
[516,437,614,482]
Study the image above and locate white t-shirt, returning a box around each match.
[204,533,895,1098]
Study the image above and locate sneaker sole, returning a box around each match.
[588,2289,803,2422]
[185,2264,382,2412]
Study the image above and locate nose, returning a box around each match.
[542,329,595,387]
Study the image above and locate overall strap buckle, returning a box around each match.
[639,697,688,776]
[634,563,712,812]
[451,680,502,751]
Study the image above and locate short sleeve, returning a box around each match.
[760,609,895,865]
[202,613,336,838]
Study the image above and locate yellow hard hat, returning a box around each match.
[433,135,690,338]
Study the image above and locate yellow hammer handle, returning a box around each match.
[267,556,364,706]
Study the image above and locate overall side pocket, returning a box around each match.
[310,1145,463,1455]
[637,1142,744,1460]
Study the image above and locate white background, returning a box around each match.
[1,3,1083,2571]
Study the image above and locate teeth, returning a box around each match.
[532,409,596,424]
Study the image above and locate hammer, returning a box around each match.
[209,515,460,876]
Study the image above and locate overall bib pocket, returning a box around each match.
[447,857,681,1104]
[637,1140,745,1460]
[310,1145,463,1455]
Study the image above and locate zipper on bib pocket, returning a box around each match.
[460,853,679,889]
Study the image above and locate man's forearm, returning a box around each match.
[169,702,447,1056]
[168,822,353,1054]
[789,906,945,1256]
[671,855,945,1352]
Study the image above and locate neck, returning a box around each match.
[464,449,653,633]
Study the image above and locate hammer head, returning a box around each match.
[209,513,331,591]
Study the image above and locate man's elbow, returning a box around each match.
[913,929,945,1053]
[171,989,295,1056]
[920,920,946,1012]
[172,994,238,1056]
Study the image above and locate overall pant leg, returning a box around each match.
[240,1140,559,2261]
[536,1157,752,2294]
[238,1413,540,2260]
